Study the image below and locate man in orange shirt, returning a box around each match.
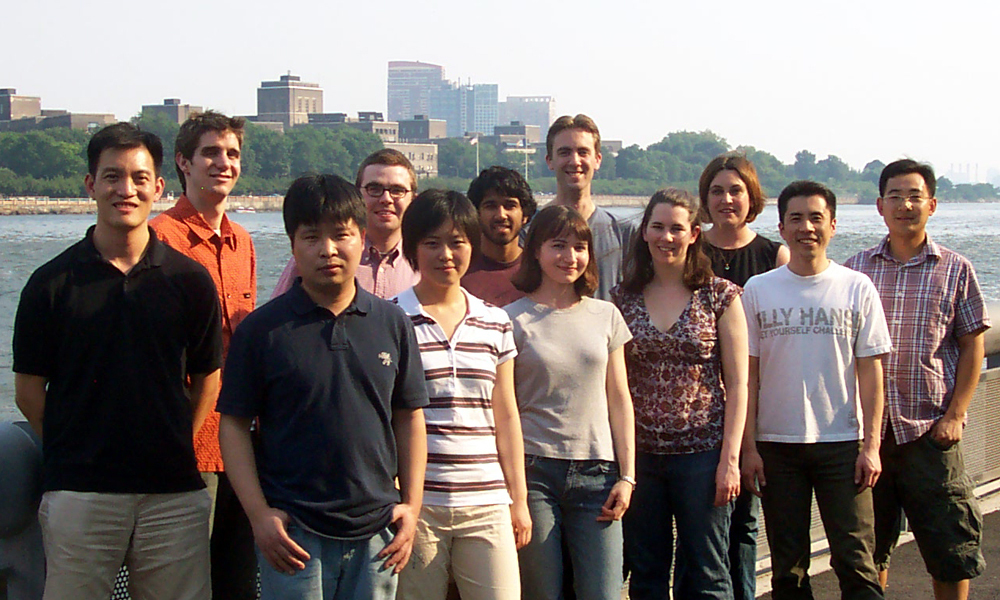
[150,111,257,599]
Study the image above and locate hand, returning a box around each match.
[930,414,964,448]
[714,460,741,507]
[251,508,310,574]
[855,444,881,491]
[597,480,633,522]
[740,450,766,498]
[510,500,533,549]
[379,503,418,574]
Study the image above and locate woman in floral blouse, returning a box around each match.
[612,188,749,600]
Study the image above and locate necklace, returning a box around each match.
[719,247,736,271]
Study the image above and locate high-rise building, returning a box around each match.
[498,96,556,134]
[470,84,498,137]
[0,89,41,122]
[256,74,323,130]
[387,61,446,122]
[141,99,203,124]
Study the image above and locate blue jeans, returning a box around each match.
[624,450,733,600]
[728,488,760,600]
[257,523,397,600]
[519,455,623,600]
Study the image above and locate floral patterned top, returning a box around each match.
[612,277,740,455]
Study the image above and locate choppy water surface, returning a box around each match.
[2,203,998,420]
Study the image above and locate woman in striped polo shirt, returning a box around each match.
[504,205,636,600]
[395,189,531,600]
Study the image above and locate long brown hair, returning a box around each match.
[621,188,714,293]
[511,205,599,297]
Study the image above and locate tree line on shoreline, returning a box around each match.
[1,114,996,202]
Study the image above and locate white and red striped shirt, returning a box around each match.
[394,287,517,507]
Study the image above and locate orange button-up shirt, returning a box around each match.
[150,195,257,472]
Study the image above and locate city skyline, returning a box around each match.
[4,0,999,183]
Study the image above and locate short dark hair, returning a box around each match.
[546,114,601,159]
[698,153,767,224]
[355,148,417,193]
[777,180,837,222]
[174,111,245,190]
[511,205,599,297]
[282,174,366,241]
[879,159,936,197]
[621,188,714,293]
[467,166,538,220]
[401,189,480,271]
[87,122,163,177]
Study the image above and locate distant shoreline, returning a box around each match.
[1,194,993,215]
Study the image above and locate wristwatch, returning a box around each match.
[620,475,637,487]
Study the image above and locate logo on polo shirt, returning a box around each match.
[379,351,392,366]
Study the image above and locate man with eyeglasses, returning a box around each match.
[845,160,989,600]
[271,149,420,299]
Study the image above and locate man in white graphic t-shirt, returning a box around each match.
[741,180,891,600]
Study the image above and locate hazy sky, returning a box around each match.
[5,0,998,181]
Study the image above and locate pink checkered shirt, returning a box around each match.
[844,236,991,444]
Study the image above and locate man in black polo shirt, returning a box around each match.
[12,123,223,600]
[218,174,428,600]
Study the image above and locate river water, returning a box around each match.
[2,202,998,421]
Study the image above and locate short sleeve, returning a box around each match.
[854,278,893,358]
[392,314,431,410]
[953,261,990,338]
[217,318,264,418]
[497,315,518,366]
[608,303,632,352]
[743,284,761,358]
[711,278,741,318]
[12,274,54,377]
[185,270,224,375]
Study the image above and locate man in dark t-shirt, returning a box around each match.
[218,174,428,600]
[462,166,537,306]
[13,123,223,600]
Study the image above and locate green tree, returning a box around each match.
[861,160,885,187]
[793,150,816,180]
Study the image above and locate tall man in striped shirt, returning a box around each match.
[845,160,989,600]
[150,111,258,599]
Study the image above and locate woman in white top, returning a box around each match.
[395,189,530,600]
[503,205,635,600]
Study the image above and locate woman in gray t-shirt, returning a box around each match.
[504,205,636,600]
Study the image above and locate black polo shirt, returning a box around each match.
[218,280,428,541]
[12,226,223,493]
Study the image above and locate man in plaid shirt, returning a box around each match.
[845,159,990,600]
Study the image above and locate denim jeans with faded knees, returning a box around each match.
[256,523,397,600]
[518,456,623,600]
[624,449,733,600]
[758,441,883,600]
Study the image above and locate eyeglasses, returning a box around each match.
[883,195,930,205]
[363,183,410,200]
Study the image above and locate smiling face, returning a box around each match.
[177,129,241,200]
[536,231,590,286]
[292,217,364,294]
[877,172,937,240]
[86,146,164,233]
[546,128,602,194]
[478,191,527,247]
[779,194,836,262]
[415,219,473,288]
[361,164,414,243]
[643,202,699,268]
[706,169,751,229]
